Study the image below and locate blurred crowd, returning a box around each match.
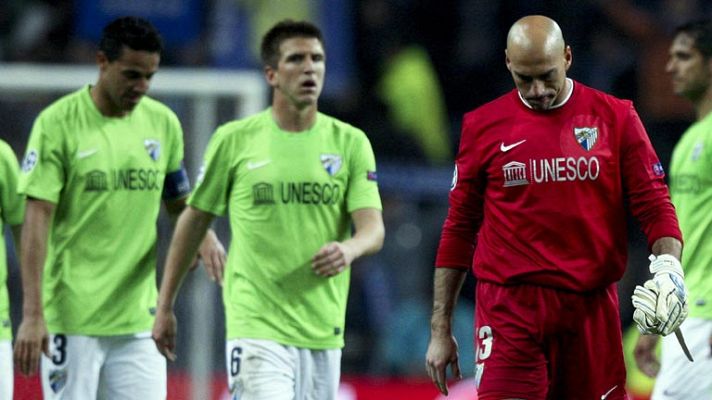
[1,0,711,379]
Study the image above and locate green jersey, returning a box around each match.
[669,111,712,319]
[0,140,24,340]
[189,109,382,349]
[19,85,187,335]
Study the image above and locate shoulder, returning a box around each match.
[217,109,270,137]
[574,81,634,113]
[208,109,272,151]
[37,87,87,123]
[136,95,180,121]
[317,112,368,141]
[0,139,14,158]
[463,90,518,126]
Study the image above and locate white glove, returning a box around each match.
[632,280,659,334]
[632,254,688,336]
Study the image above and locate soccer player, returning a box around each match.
[0,139,24,400]
[151,19,385,400]
[12,17,225,399]
[634,18,712,399]
[425,15,687,399]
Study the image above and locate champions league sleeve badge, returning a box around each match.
[144,139,161,161]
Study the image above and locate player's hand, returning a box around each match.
[198,229,227,286]
[632,280,660,334]
[152,308,178,362]
[311,242,354,277]
[13,315,50,375]
[649,254,688,336]
[425,334,462,395]
[633,334,660,378]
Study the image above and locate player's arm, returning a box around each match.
[164,196,226,284]
[634,333,660,377]
[13,198,54,375]
[425,267,466,395]
[651,236,682,258]
[152,205,215,361]
[311,208,384,277]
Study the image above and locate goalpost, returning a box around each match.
[0,62,268,400]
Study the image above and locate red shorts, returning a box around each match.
[474,280,627,400]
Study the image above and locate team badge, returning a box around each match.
[574,127,598,151]
[321,154,342,176]
[49,369,67,393]
[144,139,161,161]
[21,149,38,173]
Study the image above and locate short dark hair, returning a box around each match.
[99,16,163,62]
[676,19,712,59]
[260,19,324,68]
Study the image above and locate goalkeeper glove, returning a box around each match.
[632,254,688,336]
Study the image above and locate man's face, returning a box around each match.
[506,45,571,111]
[98,46,160,114]
[266,37,325,109]
[667,33,711,100]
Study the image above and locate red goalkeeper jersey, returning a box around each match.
[436,80,681,291]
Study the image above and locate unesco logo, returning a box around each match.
[252,182,275,205]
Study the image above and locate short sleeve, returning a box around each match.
[164,111,185,174]
[346,131,382,212]
[19,113,66,204]
[187,128,234,216]
[0,140,25,226]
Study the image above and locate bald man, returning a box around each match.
[425,15,686,400]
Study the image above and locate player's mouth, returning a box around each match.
[301,79,318,92]
[125,92,144,105]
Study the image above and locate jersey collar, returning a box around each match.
[518,78,574,110]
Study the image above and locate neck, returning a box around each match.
[271,95,317,132]
[90,84,125,117]
[695,94,712,122]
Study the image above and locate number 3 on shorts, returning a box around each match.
[476,326,493,361]
[52,334,67,365]
[229,346,242,377]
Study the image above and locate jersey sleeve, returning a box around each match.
[621,104,682,247]
[187,128,233,216]
[19,113,66,204]
[161,111,191,200]
[0,141,25,226]
[346,131,382,213]
[435,112,484,269]
[164,111,185,173]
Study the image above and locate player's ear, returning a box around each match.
[264,65,278,87]
[96,51,109,71]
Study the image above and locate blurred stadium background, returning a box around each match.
[2,0,709,399]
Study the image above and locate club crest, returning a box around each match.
[574,127,598,151]
[144,139,161,161]
[321,154,342,176]
[49,369,67,393]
